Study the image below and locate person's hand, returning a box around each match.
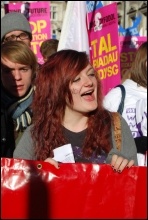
[111,154,134,173]
[44,158,60,169]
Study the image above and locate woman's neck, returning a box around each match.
[62,110,88,132]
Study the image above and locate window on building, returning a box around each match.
[52,29,56,39]
[50,5,57,21]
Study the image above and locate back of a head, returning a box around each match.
[130,41,147,87]
[1,12,32,43]
[40,39,59,61]
[135,41,147,58]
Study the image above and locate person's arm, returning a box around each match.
[13,125,35,160]
[135,136,147,153]
[120,116,138,164]
[103,87,122,112]
[106,115,138,171]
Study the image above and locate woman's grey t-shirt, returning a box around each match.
[13,115,138,165]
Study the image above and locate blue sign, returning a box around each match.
[86,1,103,13]
[118,15,142,36]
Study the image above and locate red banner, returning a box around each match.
[1,158,147,219]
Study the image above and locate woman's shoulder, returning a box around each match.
[20,125,33,138]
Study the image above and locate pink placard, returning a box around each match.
[5,1,51,65]
[119,36,147,77]
[87,3,121,95]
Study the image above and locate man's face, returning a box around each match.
[3,30,31,47]
[1,57,33,98]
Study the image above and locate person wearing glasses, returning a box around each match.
[1,12,32,47]
[1,41,38,158]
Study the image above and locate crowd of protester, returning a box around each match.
[1,12,147,169]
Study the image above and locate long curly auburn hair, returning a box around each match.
[31,49,112,160]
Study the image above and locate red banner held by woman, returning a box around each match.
[1,158,147,219]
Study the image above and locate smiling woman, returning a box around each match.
[68,64,98,113]
[14,49,138,173]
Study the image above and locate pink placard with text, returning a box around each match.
[87,3,121,95]
[119,36,147,77]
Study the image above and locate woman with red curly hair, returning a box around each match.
[14,49,138,172]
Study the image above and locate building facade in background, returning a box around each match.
[1,1,67,39]
[115,1,147,36]
[50,1,66,39]
[1,1,147,38]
